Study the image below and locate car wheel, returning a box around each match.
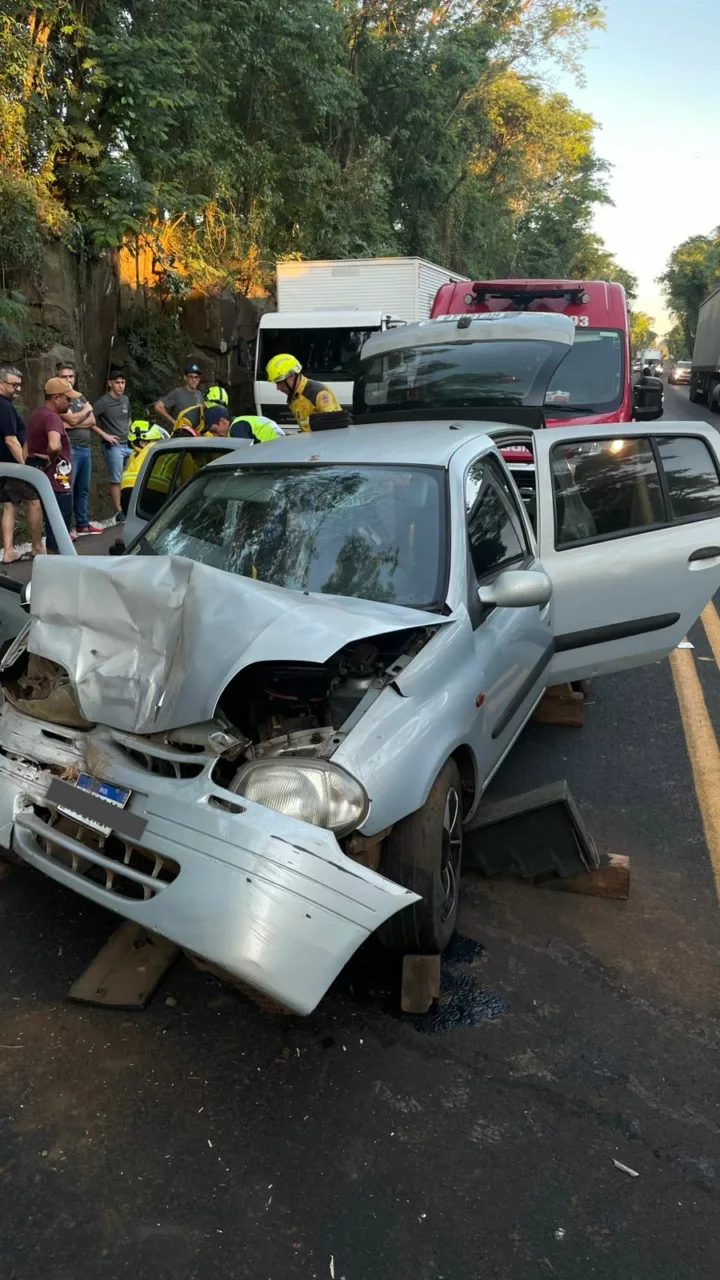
[709,384,718,413]
[377,759,463,954]
[689,381,700,403]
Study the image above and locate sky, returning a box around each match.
[556,0,719,333]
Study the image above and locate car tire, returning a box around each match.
[709,384,718,413]
[689,381,700,403]
[377,759,463,954]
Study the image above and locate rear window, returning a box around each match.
[552,434,720,547]
[656,436,720,519]
[552,439,664,545]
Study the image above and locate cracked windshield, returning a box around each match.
[136,465,446,608]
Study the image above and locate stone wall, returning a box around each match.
[6,243,269,521]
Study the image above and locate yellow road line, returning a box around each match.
[701,600,720,669]
[670,643,720,899]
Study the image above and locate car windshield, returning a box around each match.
[354,339,561,413]
[544,328,625,414]
[676,361,691,369]
[134,464,447,609]
[258,327,379,382]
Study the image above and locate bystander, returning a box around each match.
[93,369,132,522]
[55,361,105,535]
[0,364,45,562]
[26,378,77,554]
[153,363,203,431]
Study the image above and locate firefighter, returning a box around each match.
[265,354,340,432]
[119,421,166,514]
[174,384,229,435]
[229,414,285,442]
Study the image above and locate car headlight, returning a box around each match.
[230,759,369,836]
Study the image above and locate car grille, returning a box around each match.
[109,731,209,780]
[16,803,179,902]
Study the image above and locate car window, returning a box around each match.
[466,456,528,580]
[136,448,229,521]
[655,436,720,519]
[552,438,665,546]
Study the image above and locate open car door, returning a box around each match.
[124,438,245,545]
[532,421,720,683]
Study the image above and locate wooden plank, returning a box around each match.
[69,921,179,1009]
[541,853,630,900]
[533,683,585,728]
[401,954,441,1015]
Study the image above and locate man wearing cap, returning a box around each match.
[154,363,204,432]
[26,378,77,553]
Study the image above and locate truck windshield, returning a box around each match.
[544,328,625,414]
[354,339,560,412]
[135,464,447,610]
[258,328,380,382]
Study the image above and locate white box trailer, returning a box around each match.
[691,286,720,405]
[255,257,468,422]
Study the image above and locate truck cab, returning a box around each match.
[430,279,663,496]
[254,310,399,427]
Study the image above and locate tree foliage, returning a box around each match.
[659,230,720,352]
[629,310,656,357]
[0,0,635,304]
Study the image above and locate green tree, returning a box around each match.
[629,310,657,357]
[659,231,720,351]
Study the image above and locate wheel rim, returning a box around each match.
[440,787,462,922]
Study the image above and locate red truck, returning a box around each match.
[430,280,663,494]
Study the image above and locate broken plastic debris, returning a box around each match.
[330,1256,335,1279]
[554,1228,566,1240]
[613,1158,639,1178]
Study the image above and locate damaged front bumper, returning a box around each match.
[0,703,418,1015]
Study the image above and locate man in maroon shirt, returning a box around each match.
[26,378,77,553]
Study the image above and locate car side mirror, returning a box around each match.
[632,375,664,422]
[477,569,552,609]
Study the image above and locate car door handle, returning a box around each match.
[688,546,720,567]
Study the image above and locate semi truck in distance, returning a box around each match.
[691,287,720,411]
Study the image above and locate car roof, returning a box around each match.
[210,421,495,468]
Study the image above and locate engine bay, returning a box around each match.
[213,626,432,777]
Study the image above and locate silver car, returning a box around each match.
[1,317,720,1014]
[668,360,692,385]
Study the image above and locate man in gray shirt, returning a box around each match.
[154,362,203,430]
[94,369,132,523]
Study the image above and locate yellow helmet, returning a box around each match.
[205,384,229,407]
[266,353,302,383]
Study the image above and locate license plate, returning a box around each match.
[58,773,132,836]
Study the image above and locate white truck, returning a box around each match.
[691,286,720,409]
[641,348,663,375]
[254,257,468,424]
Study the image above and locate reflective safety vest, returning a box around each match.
[288,376,341,432]
[230,415,284,442]
[121,441,160,491]
[174,403,205,434]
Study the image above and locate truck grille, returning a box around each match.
[16,804,179,902]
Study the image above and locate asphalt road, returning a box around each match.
[1,385,719,1279]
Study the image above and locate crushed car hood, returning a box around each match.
[27,555,451,734]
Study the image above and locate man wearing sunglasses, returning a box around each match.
[0,364,44,562]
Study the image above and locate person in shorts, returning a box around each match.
[0,363,45,562]
[25,378,77,554]
[94,369,132,523]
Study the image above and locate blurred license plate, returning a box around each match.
[58,773,132,836]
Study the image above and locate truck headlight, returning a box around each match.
[230,760,368,836]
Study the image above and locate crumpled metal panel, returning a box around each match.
[27,555,450,736]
